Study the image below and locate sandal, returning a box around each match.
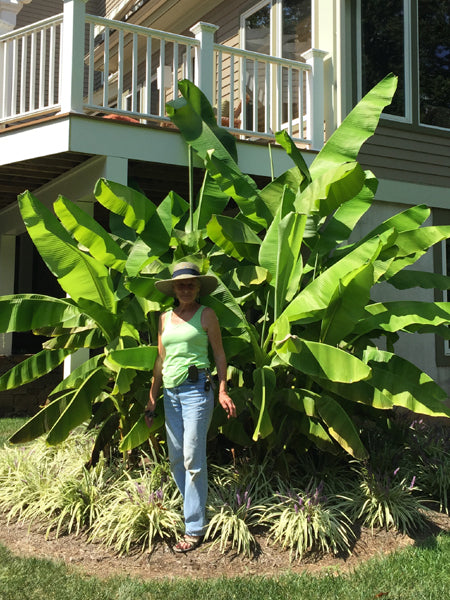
[173,535,203,553]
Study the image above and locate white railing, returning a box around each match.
[0,14,63,124]
[0,0,327,149]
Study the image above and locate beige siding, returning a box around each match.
[358,124,450,188]
[16,0,104,28]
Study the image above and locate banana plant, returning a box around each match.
[166,75,450,459]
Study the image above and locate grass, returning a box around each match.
[0,418,27,446]
[0,534,449,600]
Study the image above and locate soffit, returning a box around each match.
[126,0,225,34]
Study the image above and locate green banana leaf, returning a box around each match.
[353,301,450,337]
[310,73,398,179]
[317,378,394,410]
[388,270,450,291]
[259,194,306,319]
[193,172,230,230]
[363,347,450,417]
[54,196,127,271]
[42,328,105,350]
[207,215,262,262]
[0,295,85,332]
[49,354,105,395]
[295,162,366,217]
[281,234,386,323]
[298,415,338,454]
[315,395,368,459]
[141,190,188,254]
[259,167,305,219]
[105,346,158,372]
[275,336,371,383]
[252,366,276,440]
[94,179,156,235]
[311,171,377,259]
[119,411,164,452]
[46,367,110,445]
[0,348,72,390]
[320,262,374,346]
[275,130,311,184]
[18,192,116,313]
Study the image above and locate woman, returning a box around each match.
[145,262,236,553]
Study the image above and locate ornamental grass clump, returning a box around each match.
[205,463,272,556]
[349,464,427,534]
[90,468,183,554]
[261,481,353,560]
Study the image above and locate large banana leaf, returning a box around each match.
[94,179,156,234]
[315,395,368,459]
[275,130,311,184]
[388,270,450,291]
[193,172,230,230]
[45,367,110,445]
[259,191,306,319]
[310,73,398,179]
[49,354,105,395]
[281,234,387,323]
[353,301,450,337]
[318,378,394,410]
[320,262,374,346]
[207,215,262,262]
[0,348,72,390]
[54,196,127,271]
[295,162,366,217]
[0,295,85,332]
[104,346,158,372]
[252,366,276,440]
[275,336,371,383]
[363,347,450,417]
[311,171,377,259]
[18,192,116,313]
[119,411,165,452]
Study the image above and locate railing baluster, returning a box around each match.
[11,38,18,117]
[230,53,234,126]
[145,35,151,114]
[132,32,138,112]
[20,35,27,114]
[265,62,270,135]
[117,29,124,110]
[159,39,165,116]
[48,23,55,106]
[240,55,246,131]
[38,28,45,108]
[216,49,222,123]
[103,27,110,108]
[87,22,94,106]
[172,41,178,100]
[29,31,37,111]
[253,59,258,131]
[287,66,292,137]
[276,63,282,132]
[299,69,304,140]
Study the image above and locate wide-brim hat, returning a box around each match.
[155,262,218,297]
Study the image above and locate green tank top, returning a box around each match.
[161,306,209,388]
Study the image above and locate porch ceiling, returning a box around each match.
[0,152,92,212]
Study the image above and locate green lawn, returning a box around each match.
[0,534,449,600]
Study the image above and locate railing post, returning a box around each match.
[302,48,327,150]
[60,0,86,113]
[189,22,218,105]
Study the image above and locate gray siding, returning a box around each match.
[358,122,450,189]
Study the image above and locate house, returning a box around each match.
[0,0,449,407]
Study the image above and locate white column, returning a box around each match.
[0,234,16,355]
[302,48,328,151]
[59,0,87,114]
[189,22,218,105]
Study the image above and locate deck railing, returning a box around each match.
[0,0,327,149]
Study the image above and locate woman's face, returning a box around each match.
[173,278,201,303]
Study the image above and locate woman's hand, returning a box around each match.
[218,390,236,419]
[144,398,156,428]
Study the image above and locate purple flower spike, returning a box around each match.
[393,467,400,476]
[409,476,416,489]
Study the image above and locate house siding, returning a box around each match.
[358,123,450,189]
[16,0,104,28]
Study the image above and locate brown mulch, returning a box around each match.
[0,511,448,581]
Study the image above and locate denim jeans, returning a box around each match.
[163,372,214,537]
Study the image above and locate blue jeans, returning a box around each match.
[163,372,214,537]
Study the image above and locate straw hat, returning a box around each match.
[155,262,218,297]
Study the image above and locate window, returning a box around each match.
[357,0,450,129]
